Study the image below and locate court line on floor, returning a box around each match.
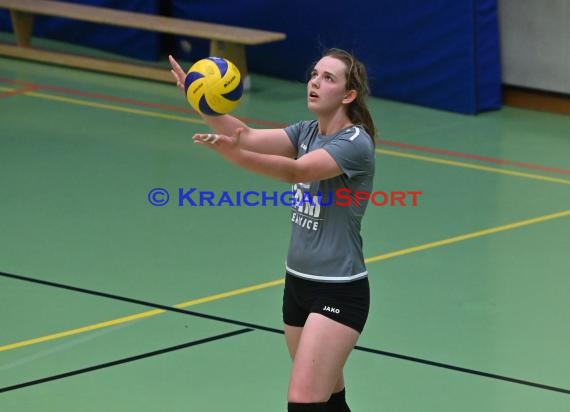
[0,271,285,336]
[0,85,203,125]
[376,149,570,185]
[365,209,570,263]
[0,328,253,394]
[1,78,569,177]
[355,346,569,395]
[0,78,284,128]
[0,277,284,352]
[15,90,205,126]
[377,139,570,176]
[1,209,568,354]
[0,84,41,98]
[2,271,569,394]
[3,82,567,185]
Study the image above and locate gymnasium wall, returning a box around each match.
[499,0,570,94]
[0,0,502,114]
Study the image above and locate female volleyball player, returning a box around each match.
[170,48,376,412]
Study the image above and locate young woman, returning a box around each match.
[170,48,376,412]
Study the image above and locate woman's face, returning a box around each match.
[307,56,350,114]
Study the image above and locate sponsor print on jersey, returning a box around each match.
[290,183,324,231]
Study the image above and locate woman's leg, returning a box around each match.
[284,323,303,359]
[287,313,360,404]
[285,324,346,391]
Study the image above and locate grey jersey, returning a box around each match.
[284,120,375,282]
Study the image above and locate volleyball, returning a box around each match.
[184,57,243,116]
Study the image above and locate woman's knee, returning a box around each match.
[288,382,329,404]
[287,368,337,403]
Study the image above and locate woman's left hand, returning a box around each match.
[193,127,243,152]
[192,132,238,157]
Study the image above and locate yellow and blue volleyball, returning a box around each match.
[184,57,243,116]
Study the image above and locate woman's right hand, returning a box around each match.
[168,55,186,93]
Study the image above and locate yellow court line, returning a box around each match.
[2,210,568,353]
[0,310,163,353]
[172,279,285,309]
[4,84,569,184]
[365,209,570,263]
[377,149,570,185]
[0,86,203,125]
[25,91,205,125]
[0,279,284,352]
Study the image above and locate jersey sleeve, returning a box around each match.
[321,127,374,178]
[284,121,304,150]
[284,120,317,153]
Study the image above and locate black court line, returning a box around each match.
[0,271,283,335]
[355,346,570,395]
[0,328,253,394]
[2,271,569,395]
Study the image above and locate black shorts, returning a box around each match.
[282,273,370,334]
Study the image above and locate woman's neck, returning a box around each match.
[317,111,353,136]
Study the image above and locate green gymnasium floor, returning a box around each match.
[0,56,569,411]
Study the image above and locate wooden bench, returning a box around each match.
[0,0,286,85]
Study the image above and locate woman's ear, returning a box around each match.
[342,89,357,104]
